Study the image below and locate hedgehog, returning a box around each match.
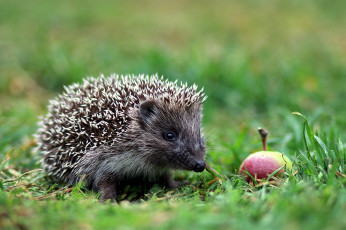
[35,73,207,201]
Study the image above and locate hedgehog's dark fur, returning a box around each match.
[35,74,207,201]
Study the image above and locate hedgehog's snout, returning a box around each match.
[192,160,206,172]
[188,145,206,172]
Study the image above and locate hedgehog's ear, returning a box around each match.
[139,100,158,125]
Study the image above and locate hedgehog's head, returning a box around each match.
[136,99,206,173]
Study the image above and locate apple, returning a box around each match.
[239,151,292,182]
[239,128,292,182]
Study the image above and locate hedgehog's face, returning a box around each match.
[138,100,206,172]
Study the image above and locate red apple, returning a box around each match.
[239,151,292,182]
[239,128,292,182]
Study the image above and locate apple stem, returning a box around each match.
[258,128,268,151]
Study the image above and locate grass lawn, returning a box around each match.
[0,0,345,229]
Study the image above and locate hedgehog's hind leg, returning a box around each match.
[98,179,117,202]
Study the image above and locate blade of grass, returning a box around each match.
[265,166,285,182]
[242,170,258,185]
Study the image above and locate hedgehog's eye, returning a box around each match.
[163,132,176,142]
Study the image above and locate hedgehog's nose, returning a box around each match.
[193,161,206,172]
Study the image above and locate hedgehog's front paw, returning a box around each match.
[168,179,190,189]
[100,190,116,203]
[163,174,189,189]
[98,180,117,202]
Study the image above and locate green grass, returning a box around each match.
[0,0,345,229]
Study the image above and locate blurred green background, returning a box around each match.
[1,0,345,169]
